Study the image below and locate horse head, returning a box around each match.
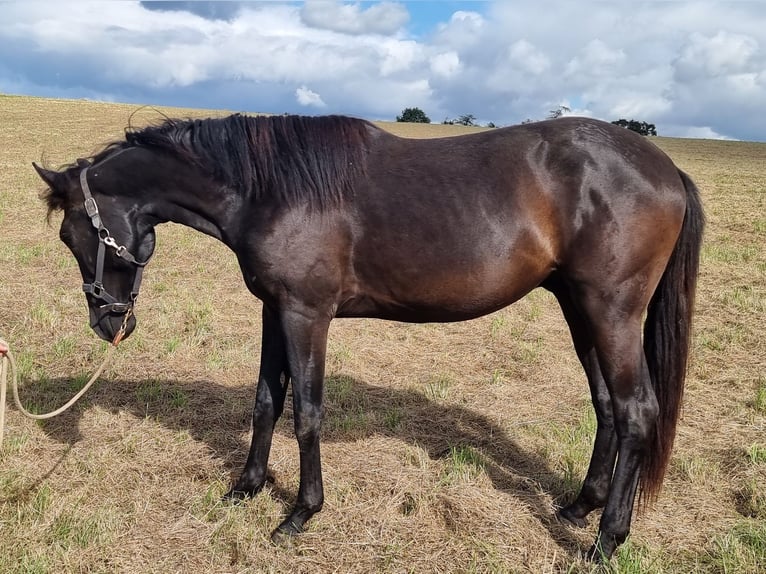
[33,152,155,344]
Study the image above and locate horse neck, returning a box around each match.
[129,155,246,247]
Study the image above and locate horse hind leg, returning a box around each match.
[577,288,659,560]
[549,286,618,528]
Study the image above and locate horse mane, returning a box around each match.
[123,113,375,208]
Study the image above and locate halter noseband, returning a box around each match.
[79,165,150,315]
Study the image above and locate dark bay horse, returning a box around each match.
[34,114,703,559]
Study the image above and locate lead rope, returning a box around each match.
[0,309,131,449]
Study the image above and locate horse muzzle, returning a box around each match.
[88,304,137,344]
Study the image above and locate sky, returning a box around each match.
[1,1,765,141]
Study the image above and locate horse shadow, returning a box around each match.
[20,372,591,555]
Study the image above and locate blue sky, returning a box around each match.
[1,1,765,141]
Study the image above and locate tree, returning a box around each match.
[396,107,431,123]
[442,114,477,126]
[547,105,571,120]
[611,119,657,136]
[456,114,477,126]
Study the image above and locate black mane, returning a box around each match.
[125,113,374,207]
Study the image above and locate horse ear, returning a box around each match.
[33,162,62,189]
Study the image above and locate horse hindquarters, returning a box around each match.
[555,169,703,559]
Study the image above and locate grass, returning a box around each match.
[753,378,766,415]
[440,445,487,485]
[0,95,764,572]
[538,406,598,497]
[705,520,766,573]
[747,444,766,465]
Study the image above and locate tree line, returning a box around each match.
[396,106,657,136]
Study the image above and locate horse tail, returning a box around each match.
[640,169,705,505]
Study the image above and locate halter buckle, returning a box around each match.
[84,197,99,218]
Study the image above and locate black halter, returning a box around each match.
[79,164,151,315]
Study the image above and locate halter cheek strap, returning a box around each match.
[79,166,151,314]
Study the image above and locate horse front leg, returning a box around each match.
[226,305,289,499]
[271,306,330,543]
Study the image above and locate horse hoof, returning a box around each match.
[271,526,298,548]
[585,541,616,563]
[556,508,588,529]
[585,544,604,563]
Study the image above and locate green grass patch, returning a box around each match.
[704,520,766,573]
[489,314,506,338]
[29,301,56,330]
[0,433,29,456]
[489,368,505,385]
[674,454,720,484]
[424,374,452,400]
[383,406,404,431]
[697,323,746,352]
[747,444,766,465]
[325,374,366,410]
[135,380,189,411]
[440,445,486,485]
[328,340,353,367]
[0,551,51,574]
[702,242,760,264]
[540,407,597,497]
[136,379,163,404]
[735,478,766,520]
[325,407,371,437]
[719,285,765,314]
[183,301,213,346]
[753,378,766,415]
[51,336,76,358]
[48,507,122,550]
[164,335,182,355]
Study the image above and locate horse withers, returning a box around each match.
[34,114,703,559]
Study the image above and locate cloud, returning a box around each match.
[296,85,326,107]
[0,1,765,140]
[430,51,461,78]
[675,31,759,80]
[508,40,550,75]
[141,1,243,21]
[565,39,625,78]
[300,1,408,36]
[676,126,737,141]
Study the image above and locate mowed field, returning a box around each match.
[0,95,764,573]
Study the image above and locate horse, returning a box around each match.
[34,113,703,560]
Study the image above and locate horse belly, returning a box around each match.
[338,250,551,322]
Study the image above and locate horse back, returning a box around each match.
[339,118,686,320]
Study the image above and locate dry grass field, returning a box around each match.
[0,95,764,573]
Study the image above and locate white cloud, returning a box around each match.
[430,51,461,78]
[433,10,485,49]
[566,39,625,77]
[300,0,408,36]
[377,39,422,76]
[508,40,550,75]
[0,1,765,140]
[673,126,737,141]
[675,31,759,79]
[296,85,326,108]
